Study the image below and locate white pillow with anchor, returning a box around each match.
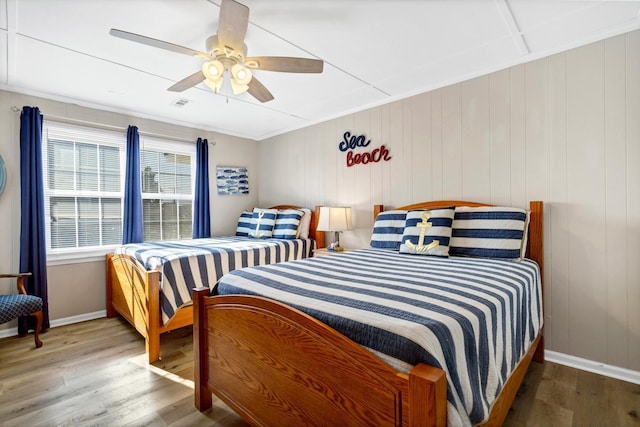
[399,208,455,257]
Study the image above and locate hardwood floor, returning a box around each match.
[1,317,638,426]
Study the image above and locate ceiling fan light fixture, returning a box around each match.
[204,79,222,93]
[202,60,225,93]
[230,78,249,95]
[202,60,224,80]
[231,63,252,85]
[203,75,223,93]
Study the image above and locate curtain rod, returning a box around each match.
[9,106,216,145]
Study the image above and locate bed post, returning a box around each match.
[373,204,383,220]
[527,201,544,288]
[193,287,213,411]
[146,270,161,363]
[528,201,545,363]
[409,364,447,427]
[314,205,326,249]
[105,254,116,318]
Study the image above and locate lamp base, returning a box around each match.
[328,243,344,252]
[329,231,343,251]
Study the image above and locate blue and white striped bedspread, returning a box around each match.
[115,237,315,325]
[215,248,543,427]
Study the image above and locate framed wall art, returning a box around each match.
[216,166,249,195]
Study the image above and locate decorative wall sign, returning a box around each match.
[339,131,392,167]
[216,166,249,195]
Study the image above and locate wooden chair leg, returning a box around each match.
[32,310,43,348]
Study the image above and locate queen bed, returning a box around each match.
[193,200,544,426]
[106,205,323,363]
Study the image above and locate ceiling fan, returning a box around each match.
[110,0,324,103]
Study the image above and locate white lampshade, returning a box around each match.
[202,60,224,93]
[203,77,223,93]
[202,60,224,80]
[231,63,252,85]
[317,206,353,232]
[230,64,252,94]
[230,79,249,95]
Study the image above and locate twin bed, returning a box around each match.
[193,200,544,427]
[106,205,323,363]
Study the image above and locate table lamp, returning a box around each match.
[317,206,353,251]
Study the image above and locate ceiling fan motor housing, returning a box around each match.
[205,34,248,66]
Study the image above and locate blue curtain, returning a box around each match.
[19,106,49,332]
[192,137,211,238]
[122,126,143,244]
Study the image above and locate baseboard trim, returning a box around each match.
[546,350,640,385]
[0,310,106,339]
[50,310,107,328]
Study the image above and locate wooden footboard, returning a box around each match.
[106,253,193,363]
[193,289,543,427]
[193,289,447,427]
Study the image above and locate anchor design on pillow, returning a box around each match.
[405,211,439,253]
[252,210,267,239]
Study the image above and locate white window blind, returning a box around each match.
[140,136,195,241]
[43,122,125,253]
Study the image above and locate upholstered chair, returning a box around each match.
[0,273,43,348]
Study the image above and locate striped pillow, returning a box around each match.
[235,211,253,236]
[450,206,529,260]
[249,208,278,239]
[399,208,455,257]
[370,210,407,250]
[273,209,304,239]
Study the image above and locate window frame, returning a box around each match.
[139,136,196,242]
[43,122,127,264]
[41,122,197,265]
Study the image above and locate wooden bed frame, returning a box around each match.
[194,200,544,426]
[106,205,323,363]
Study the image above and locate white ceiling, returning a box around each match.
[1,0,639,141]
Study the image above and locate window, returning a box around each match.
[43,123,125,256]
[140,137,194,241]
[42,122,195,261]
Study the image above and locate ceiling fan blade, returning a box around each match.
[168,70,206,92]
[247,77,274,103]
[110,29,211,60]
[217,0,249,52]
[244,56,324,73]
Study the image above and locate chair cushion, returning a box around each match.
[0,294,43,324]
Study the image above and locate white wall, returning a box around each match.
[258,30,640,372]
[0,89,259,329]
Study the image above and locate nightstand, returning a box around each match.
[313,248,352,257]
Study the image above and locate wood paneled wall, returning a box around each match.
[258,30,640,371]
